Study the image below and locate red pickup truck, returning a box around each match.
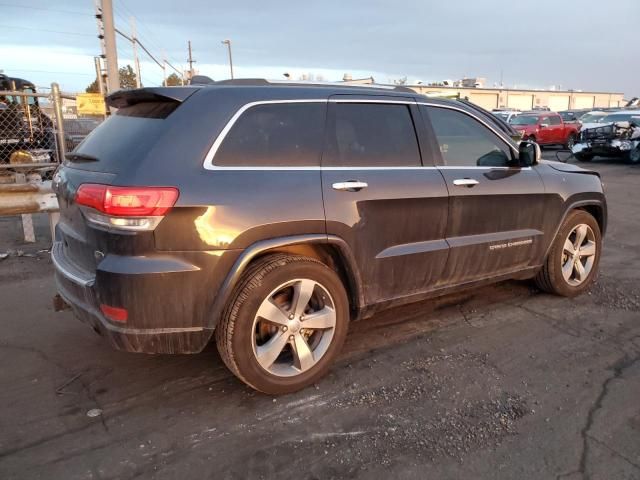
[510,112,580,148]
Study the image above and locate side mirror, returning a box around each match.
[518,140,541,166]
[539,123,549,128]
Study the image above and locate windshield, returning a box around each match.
[510,115,538,125]
[605,113,640,124]
[580,113,608,124]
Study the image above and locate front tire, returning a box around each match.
[216,254,349,394]
[627,146,640,164]
[535,210,601,297]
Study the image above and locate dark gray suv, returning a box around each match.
[52,81,606,394]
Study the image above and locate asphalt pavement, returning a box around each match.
[1,154,639,480]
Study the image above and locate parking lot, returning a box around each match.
[1,154,639,480]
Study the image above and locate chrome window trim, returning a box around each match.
[203,99,327,171]
[330,98,415,104]
[202,98,522,171]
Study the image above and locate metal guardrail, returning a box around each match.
[0,181,58,216]
[0,82,104,243]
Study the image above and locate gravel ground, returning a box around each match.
[1,156,639,480]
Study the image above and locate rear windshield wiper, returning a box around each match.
[65,152,99,162]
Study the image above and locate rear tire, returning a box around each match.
[535,210,601,297]
[216,254,349,394]
[575,153,593,162]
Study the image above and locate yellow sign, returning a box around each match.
[76,93,106,116]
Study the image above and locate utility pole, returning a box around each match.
[130,17,141,88]
[94,56,106,96]
[187,40,196,80]
[99,0,119,93]
[94,1,107,84]
[162,51,167,86]
[221,39,234,79]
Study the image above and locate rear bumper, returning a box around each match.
[52,241,219,354]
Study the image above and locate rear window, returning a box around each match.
[70,101,177,171]
[214,103,326,167]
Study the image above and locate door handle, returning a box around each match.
[332,181,368,192]
[452,178,479,187]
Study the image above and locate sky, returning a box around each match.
[1,0,638,96]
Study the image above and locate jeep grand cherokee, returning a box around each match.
[52,81,606,394]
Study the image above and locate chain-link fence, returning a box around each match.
[0,83,105,245]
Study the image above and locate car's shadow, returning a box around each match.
[59,278,535,404]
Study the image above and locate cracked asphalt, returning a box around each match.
[1,156,639,480]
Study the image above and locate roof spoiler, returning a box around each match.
[106,87,200,109]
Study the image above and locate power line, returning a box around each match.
[0,24,95,37]
[114,28,182,76]
[114,0,183,68]
[3,68,95,77]
[0,2,90,16]
[115,28,160,69]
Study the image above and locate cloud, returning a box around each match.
[1,0,637,95]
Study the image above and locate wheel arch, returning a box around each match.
[207,235,364,329]
[542,199,607,262]
[577,203,606,236]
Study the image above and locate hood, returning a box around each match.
[539,159,600,178]
[580,122,611,130]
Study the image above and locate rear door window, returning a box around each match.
[323,103,421,167]
[549,115,562,125]
[214,103,326,167]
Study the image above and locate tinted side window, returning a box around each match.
[426,107,513,167]
[324,103,421,167]
[549,115,562,125]
[215,103,325,167]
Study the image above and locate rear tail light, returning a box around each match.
[100,303,128,323]
[76,184,179,232]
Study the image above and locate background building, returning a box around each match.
[407,85,625,110]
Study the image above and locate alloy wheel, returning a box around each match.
[566,135,575,149]
[251,279,336,377]
[561,224,597,286]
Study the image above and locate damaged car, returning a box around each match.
[572,111,640,163]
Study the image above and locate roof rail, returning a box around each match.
[202,78,418,93]
[214,78,270,85]
[391,85,416,93]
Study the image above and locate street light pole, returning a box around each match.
[221,39,234,79]
[130,17,141,88]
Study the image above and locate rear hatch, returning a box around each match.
[53,87,197,276]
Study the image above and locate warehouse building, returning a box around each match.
[407,85,625,110]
